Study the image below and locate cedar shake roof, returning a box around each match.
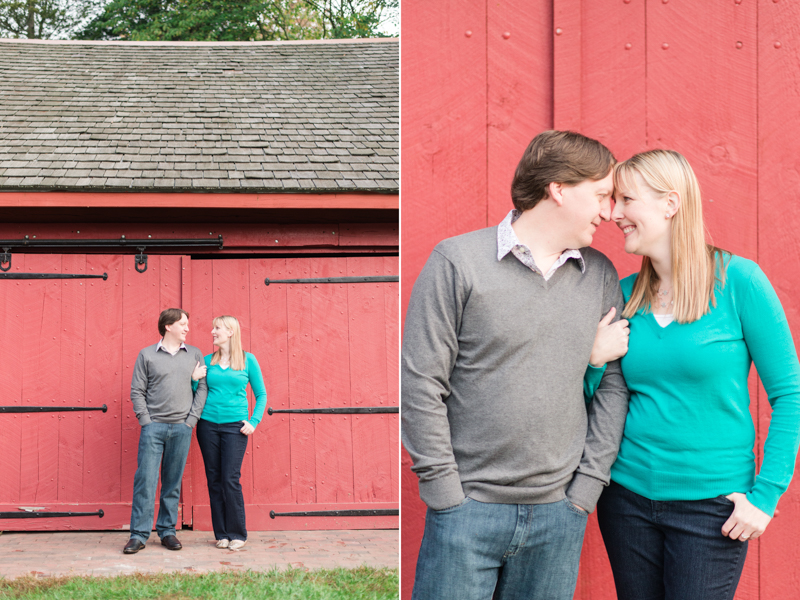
[0,39,398,193]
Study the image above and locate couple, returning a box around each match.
[402,131,800,600]
[122,309,267,554]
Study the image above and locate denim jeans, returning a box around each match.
[597,481,748,600]
[196,419,249,541]
[412,497,588,600]
[129,422,193,544]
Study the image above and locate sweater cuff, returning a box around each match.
[566,472,606,514]
[184,416,198,429]
[418,472,465,511]
[137,414,152,426]
[747,480,783,517]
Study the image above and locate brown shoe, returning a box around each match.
[160,535,182,551]
[123,538,145,554]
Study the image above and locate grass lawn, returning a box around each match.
[0,567,398,599]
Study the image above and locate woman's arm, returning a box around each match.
[245,353,268,427]
[583,307,629,401]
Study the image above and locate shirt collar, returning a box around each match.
[496,209,585,273]
[156,338,187,353]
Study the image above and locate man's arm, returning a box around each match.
[566,263,630,512]
[401,248,466,511]
[185,351,208,428]
[130,351,151,426]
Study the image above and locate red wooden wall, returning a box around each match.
[0,222,399,532]
[401,1,800,598]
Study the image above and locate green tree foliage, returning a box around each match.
[75,0,397,41]
[0,0,99,39]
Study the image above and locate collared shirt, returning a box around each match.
[156,338,187,356]
[496,209,585,280]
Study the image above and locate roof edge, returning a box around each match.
[0,37,397,46]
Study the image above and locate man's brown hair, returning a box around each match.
[158,308,189,337]
[510,130,616,212]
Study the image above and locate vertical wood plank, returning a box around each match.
[384,256,400,503]
[286,258,316,504]
[757,1,800,598]
[552,0,581,130]
[311,257,354,504]
[180,255,194,526]
[58,255,86,504]
[250,259,293,505]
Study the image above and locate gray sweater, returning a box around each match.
[401,227,629,512]
[130,343,208,428]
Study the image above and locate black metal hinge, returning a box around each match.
[0,272,108,280]
[268,406,398,415]
[270,509,398,518]
[0,509,104,519]
[0,405,108,413]
[265,276,398,286]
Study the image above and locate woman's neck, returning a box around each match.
[218,345,231,360]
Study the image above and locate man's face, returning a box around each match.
[165,314,189,343]
[559,171,614,249]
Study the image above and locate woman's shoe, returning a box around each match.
[228,539,247,550]
[215,539,230,549]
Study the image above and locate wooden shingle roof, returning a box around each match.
[0,39,397,193]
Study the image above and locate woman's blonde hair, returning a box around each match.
[615,149,726,324]
[211,315,246,370]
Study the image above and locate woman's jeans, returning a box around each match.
[412,497,588,600]
[129,422,193,544]
[597,481,748,600]
[196,419,249,541]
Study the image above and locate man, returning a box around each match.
[401,130,629,599]
[123,308,208,554]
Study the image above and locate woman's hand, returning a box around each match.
[589,307,630,368]
[240,421,255,436]
[192,361,207,381]
[721,493,772,541]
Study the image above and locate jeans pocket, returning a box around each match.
[715,495,735,505]
[564,498,589,517]
[431,497,472,514]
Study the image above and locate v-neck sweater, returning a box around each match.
[199,352,267,427]
[610,255,800,516]
[401,225,629,512]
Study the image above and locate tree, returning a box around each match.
[0,0,99,39]
[74,0,397,41]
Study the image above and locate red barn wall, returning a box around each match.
[401,1,800,598]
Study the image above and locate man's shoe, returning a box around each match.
[123,538,145,554]
[160,535,183,551]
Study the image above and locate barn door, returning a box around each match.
[0,253,187,531]
[183,256,399,530]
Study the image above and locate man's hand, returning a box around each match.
[721,493,771,541]
[240,421,255,436]
[589,307,629,368]
[192,361,207,381]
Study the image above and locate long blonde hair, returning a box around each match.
[211,315,246,371]
[616,150,726,324]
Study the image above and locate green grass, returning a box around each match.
[0,567,398,600]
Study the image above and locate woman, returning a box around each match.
[586,150,800,600]
[196,315,267,550]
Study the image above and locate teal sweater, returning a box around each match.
[586,255,800,516]
[198,352,268,427]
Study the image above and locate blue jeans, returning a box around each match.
[129,422,193,544]
[412,497,588,600]
[597,481,748,600]
[196,419,249,541]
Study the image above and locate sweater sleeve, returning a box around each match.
[246,353,268,427]
[583,363,606,403]
[185,348,208,428]
[567,261,630,512]
[739,265,800,516]
[130,350,152,426]
[401,248,466,510]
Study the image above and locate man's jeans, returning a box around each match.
[412,497,588,600]
[129,422,193,544]
[597,481,748,600]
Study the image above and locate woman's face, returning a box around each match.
[611,171,673,257]
[211,321,233,346]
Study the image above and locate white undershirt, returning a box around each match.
[653,313,674,328]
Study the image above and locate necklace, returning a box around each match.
[658,286,674,309]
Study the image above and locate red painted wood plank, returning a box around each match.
[401,0,488,323]
[192,503,397,532]
[552,0,581,131]
[58,255,86,504]
[180,256,194,526]
[487,0,553,224]
[348,257,391,503]
[0,192,398,210]
[20,254,62,503]
[383,257,399,504]
[286,258,317,505]
[757,1,800,598]
[338,223,398,247]
[0,254,25,504]
[83,255,123,504]
[311,257,354,504]
[0,503,132,531]
[250,259,293,505]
